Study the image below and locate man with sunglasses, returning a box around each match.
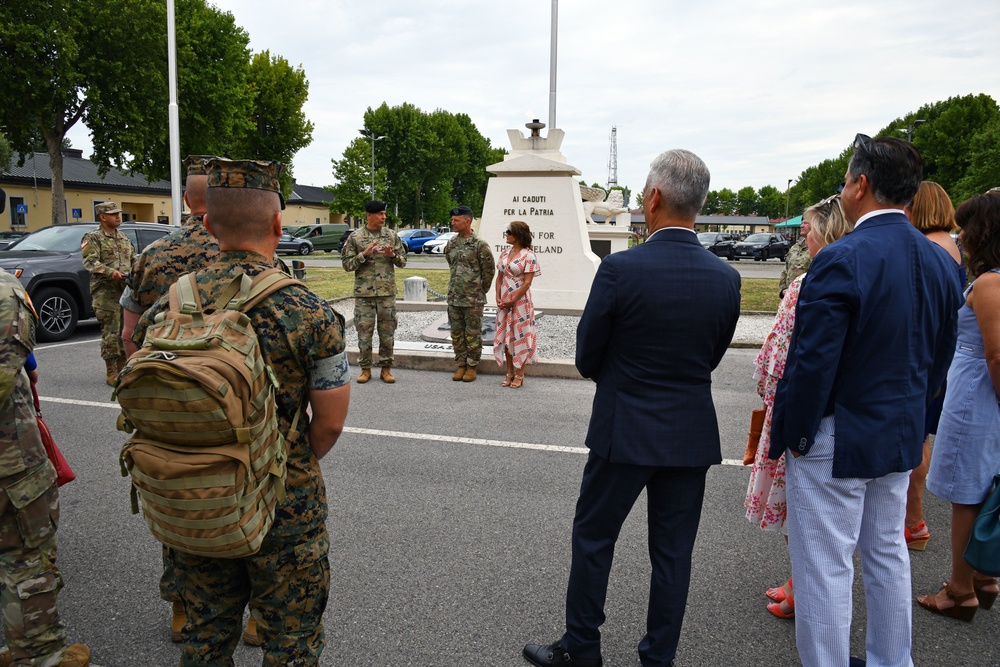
[770,135,961,667]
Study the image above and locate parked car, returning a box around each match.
[0,222,172,341]
[0,231,29,250]
[731,233,790,261]
[290,223,350,252]
[697,231,737,259]
[397,229,438,253]
[421,232,457,255]
[276,234,313,256]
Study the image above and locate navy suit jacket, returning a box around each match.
[576,228,741,467]
[769,211,962,478]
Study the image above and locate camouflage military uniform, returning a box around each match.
[341,226,406,369]
[134,251,349,667]
[445,233,495,367]
[778,237,811,297]
[0,270,67,665]
[81,227,134,364]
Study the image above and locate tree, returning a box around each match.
[329,138,385,223]
[634,189,644,209]
[952,117,1000,201]
[716,188,737,215]
[736,186,759,216]
[757,185,785,220]
[0,0,263,223]
[233,50,314,196]
[0,132,11,171]
[0,0,167,223]
[701,190,721,215]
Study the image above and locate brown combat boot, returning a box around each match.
[242,615,262,647]
[380,367,396,383]
[56,644,91,667]
[462,366,477,382]
[452,365,467,381]
[115,357,127,374]
[357,368,371,384]
[171,600,186,642]
[105,359,119,386]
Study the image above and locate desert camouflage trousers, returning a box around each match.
[169,524,330,667]
[354,296,396,369]
[91,286,125,363]
[447,305,484,367]
[0,464,66,666]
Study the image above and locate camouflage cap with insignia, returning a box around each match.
[184,154,216,178]
[205,157,286,209]
[95,201,122,215]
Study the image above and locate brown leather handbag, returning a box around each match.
[743,407,767,466]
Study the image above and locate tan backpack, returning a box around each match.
[116,268,302,558]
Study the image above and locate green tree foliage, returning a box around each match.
[757,185,785,220]
[736,186,759,216]
[0,131,12,170]
[634,189,644,209]
[953,117,1000,201]
[233,51,314,196]
[333,103,501,228]
[329,138,386,223]
[716,188,737,215]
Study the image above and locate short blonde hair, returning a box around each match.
[909,181,956,233]
[805,196,851,247]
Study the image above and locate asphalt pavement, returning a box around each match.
[15,324,995,667]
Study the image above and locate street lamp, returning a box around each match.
[898,119,926,142]
[785,178,794,220]
[359,129,386,199]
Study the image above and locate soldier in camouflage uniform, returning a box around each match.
[81,202,135,385]
[444,205,495,383]
[0,269,90,667]
[133,158,351,667]
[777,217,812,298]
[341,200,406,384]
[118,156,262,646]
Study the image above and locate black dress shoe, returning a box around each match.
[523,641,603,667]
[849,658,866,667]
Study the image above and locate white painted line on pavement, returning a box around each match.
[36,338,101,349]
[38,396,746,465]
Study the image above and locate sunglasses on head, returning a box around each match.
[854,133,872,156]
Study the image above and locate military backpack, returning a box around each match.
[115,269,302,559]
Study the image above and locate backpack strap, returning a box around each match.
[168,273,203,314]
[207,273,254,313]
[238,268,305,312]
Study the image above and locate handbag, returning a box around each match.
[31,384,76,487]
[964,474,1000,577]
[743,407,767,466]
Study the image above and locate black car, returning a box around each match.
[697,231,737,259]
[337,229,355,254]
[0,222,172,341]
[276,234,313,256]
[731,233,790,261]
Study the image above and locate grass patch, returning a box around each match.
[304,267,781,313]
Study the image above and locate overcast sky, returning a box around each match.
[68,0,1000,206]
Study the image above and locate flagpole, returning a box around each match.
[167,0,182,226]
[548,0,557,132]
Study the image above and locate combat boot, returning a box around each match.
[171,600,186,642]
[105,359,119,386]
[380,367,396,384]
[462,366,478,382]
[452,365,467,381]
[115,356,126,374]
[56,644,91,667]
[357,368,371,384]
[242,616,262,646]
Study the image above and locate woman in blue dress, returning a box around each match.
[919,192,1000,621]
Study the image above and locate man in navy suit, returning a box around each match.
[523,149,741,667]
[770,136,961,667]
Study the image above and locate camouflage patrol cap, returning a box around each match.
[205,157,286,209]
[95,201,122,215]
[183,155,215,178]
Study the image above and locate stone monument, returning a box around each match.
[479,120,600,312]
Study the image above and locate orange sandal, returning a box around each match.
[766,577,792,603]
[905,521,930,551]
[510,374,524,389]
[502,374,514,387]
[767,596,794,619]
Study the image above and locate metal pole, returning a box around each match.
[166,0,182,226]
[548,0,558,131]
[785,179,793,220]
[370,137,376,199]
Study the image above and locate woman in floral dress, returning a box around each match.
[744,195,852,619]
[494,221,541,388]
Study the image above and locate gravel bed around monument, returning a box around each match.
[333,299,775,360]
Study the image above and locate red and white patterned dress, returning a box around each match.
[494,247,541,369]
[744,274,803,534]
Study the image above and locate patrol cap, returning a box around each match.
[364,200,387,214]
[183,155,215,178]
[450,205,474,217]
[205,157,285,209]
[95,201,122,215]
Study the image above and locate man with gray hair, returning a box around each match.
[523,149,741,667]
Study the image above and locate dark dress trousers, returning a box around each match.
[567,228,741,666]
